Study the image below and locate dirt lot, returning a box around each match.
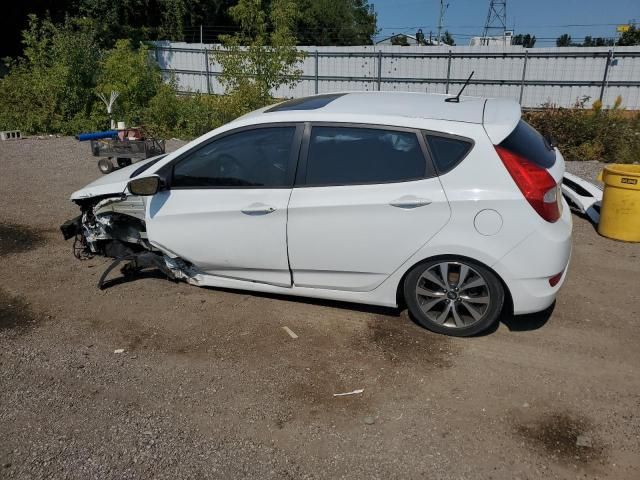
[1,136,639,479]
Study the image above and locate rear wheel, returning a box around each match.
[404,258,504,337]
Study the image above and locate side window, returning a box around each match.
[305,126,427,186]
[425,134,473,174]
[172,127,297,188]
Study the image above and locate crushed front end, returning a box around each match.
[60,194,183,288]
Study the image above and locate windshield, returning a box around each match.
[129,155,167,178]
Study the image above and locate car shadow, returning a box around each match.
[99,270,173,289]
[499,298,555,333]
[99,268,553,334]
[97,265,397,316]
[201,285,403,317]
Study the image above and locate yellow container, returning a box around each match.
[597,164,640,242]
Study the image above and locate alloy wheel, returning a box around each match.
[415,261,491,329]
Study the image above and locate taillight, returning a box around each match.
[548,271,563,287]
[495,146,561,222]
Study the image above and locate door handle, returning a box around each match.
[241,203,276,215]
[389,196,432,209]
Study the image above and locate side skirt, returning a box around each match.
[179,269,399,308]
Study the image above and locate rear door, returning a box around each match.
[287,123,451,291]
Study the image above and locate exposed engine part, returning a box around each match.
[73,234,93,260]
[62,194,154,261]
[61,193,192,289]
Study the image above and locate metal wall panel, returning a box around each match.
[151,42,640,109]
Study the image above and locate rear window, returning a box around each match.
[425,135,473,174]
[500,120,556,169]
[305,127,428,186]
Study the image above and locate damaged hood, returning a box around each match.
[70,155,166,200]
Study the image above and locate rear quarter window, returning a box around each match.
[424,134,473,174]
[499,120,556,169]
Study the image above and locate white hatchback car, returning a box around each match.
[62,92,572,336]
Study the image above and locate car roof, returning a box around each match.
[234,92,522,143]
[248,91,494,122]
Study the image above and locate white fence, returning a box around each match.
[151,42,640,109]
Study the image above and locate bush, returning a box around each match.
[0,15,102,134]
[0,14,280,139]
[145,85,272,139]
[97,39,165,126]
[524,97,640,163]
[146,88,224,139]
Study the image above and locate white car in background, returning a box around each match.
[61,91,572,337]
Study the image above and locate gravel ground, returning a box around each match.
[0,137,639,479]
[565,160,606,185]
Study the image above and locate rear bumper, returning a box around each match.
[493,201,573,315]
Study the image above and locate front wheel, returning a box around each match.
[404,258,504,337]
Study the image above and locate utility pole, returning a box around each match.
[483,1,507,38]
[437,0,449,45]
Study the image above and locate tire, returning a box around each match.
[117,157,132,168]
[404,257,504,337]
[98,158,114,174]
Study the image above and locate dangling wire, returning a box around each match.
[73,234,93,260]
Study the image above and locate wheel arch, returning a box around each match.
[394,253,514,316]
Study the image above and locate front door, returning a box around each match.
[287,124,451,291]
[146,124,302,287]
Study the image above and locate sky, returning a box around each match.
[371,0,640,45]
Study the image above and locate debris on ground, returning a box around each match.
[113,348,125,354]
[333,389,364,397]
[576,435,593,448]
[562,172,603,224]
[282,326,298,339]
[0,130,21,141]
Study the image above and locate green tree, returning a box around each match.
[294,0,377,45]
[76,0,235,44]
[159,0,187,40]
[0,15,101,133]
[582,36,614,47]
[76,0,160,45]
[556,33,572,47]
[390,34,410,46]
[212,0,304,109]
[96,39,164,126]
[617,24,640,46]
[513,33,536,48]
[441,31,455,46]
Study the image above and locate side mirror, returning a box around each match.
[128,175,161,196]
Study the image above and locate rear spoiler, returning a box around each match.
[483,98,521,145]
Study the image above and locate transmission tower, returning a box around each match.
[437,1,449,45]
[482,0,507,37]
